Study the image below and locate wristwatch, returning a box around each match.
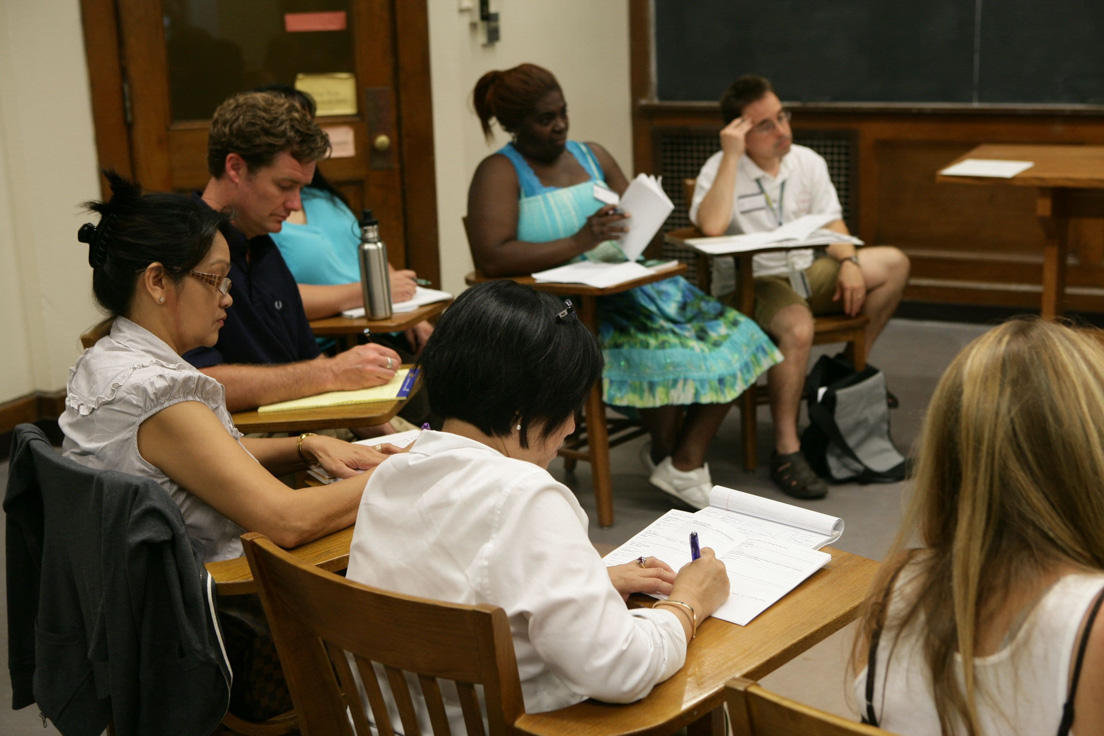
[839,255,860,267]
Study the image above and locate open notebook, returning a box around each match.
[604,486,844,625]
[257,369,417,413]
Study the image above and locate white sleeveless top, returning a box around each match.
[854,566,1104,736]
[61,316,247,562]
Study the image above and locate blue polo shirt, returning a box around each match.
[184,202,321,369]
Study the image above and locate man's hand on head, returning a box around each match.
[720,116,753,161]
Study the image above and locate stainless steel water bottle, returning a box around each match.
[357,209,392,319]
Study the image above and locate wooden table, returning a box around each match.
[309,300,449,349]
[516,548,875,736]
[466,262,688,528]
[208,530,875,735]
[230,364,421,434]
[937,144,1104,319]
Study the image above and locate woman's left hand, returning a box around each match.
[607,557,677,602]
[303,434,405,479]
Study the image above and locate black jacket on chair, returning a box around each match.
[4,424,231,736]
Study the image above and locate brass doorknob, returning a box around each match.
[373,134,391,152]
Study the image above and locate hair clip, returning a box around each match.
[555,299,576,322]
[78,217,113,268]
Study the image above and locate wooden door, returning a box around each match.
[80,0,439,281]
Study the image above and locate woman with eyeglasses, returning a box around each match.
[853,319,1104,736]
[61,172,395,563]
[346,281,731,732]
[466,63,781,511]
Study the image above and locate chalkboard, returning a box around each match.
[655,0,1104,106]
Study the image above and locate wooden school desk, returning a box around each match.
[309,300,449,350]
[937,144,1104,319]
[207,531,876,735]
[229,363,422,434]
[465,262,688,528]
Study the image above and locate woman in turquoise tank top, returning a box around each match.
[467,64,781,510]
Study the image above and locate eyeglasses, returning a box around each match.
[750,109,792,136]
[189,270,232,296]
[555,299,577,322]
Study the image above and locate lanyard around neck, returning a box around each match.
[756,178,785,227]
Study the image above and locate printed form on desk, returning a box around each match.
[604,485,844,625]
[342,286,452,319]
[685,213,862,255]
[532,260,657,289]
[940,159,1035,178]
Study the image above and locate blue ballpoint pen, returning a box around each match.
[690,531,701,561]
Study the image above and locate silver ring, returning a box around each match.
[386,357,393,370]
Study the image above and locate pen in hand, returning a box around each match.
[690,531,701,561]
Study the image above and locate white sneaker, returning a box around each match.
[639,441,657,474]
[649,457,712,510]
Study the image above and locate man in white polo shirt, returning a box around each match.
[690,75,909,500]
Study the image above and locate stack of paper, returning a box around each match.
[940,159,1034,178]
[342,286,452,319]
[604,485,844,626]
[613,174,675,261]
[532,260,654,289]
[257,368,417,413]
[684,213,862,256]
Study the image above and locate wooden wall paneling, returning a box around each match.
[80,0,133,190]
[352,0,404,264]
[392,0,440,286]
[116,0,173,191]
[629,0,655,176]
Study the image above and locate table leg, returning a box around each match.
[687,707,726,736]
[579,296,614,528]
[1037,188,1069,320]
[737,254,759,473]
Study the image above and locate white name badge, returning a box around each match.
[737,192,768,214]
[593,184,620,206]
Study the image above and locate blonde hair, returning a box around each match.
[854,318,1104,735]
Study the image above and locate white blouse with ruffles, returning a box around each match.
[61,316,246,561]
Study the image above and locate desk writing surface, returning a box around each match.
[309,300,448,336]
[937,145,1104,189]
[465,262,687,297]
[515,547,876,736]
[230,364,420,434]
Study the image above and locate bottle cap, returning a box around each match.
[359,209,378,227]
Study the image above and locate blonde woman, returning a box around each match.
[853,318,1104,735]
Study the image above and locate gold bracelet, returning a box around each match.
[297,432,318,466]
[654,599,697,639]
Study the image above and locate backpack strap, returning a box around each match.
[1056,585,1104,736]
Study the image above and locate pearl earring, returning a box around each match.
[158,296,165,304]
[515,424,521,431]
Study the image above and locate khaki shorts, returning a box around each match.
[731,256,843,332]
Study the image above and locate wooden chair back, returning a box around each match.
[241,533,528,736]
[725,678,898,736]
[80,318,114,349]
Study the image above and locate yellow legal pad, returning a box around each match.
[257,369,411,413]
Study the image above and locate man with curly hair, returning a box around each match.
[185,92,402,412]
